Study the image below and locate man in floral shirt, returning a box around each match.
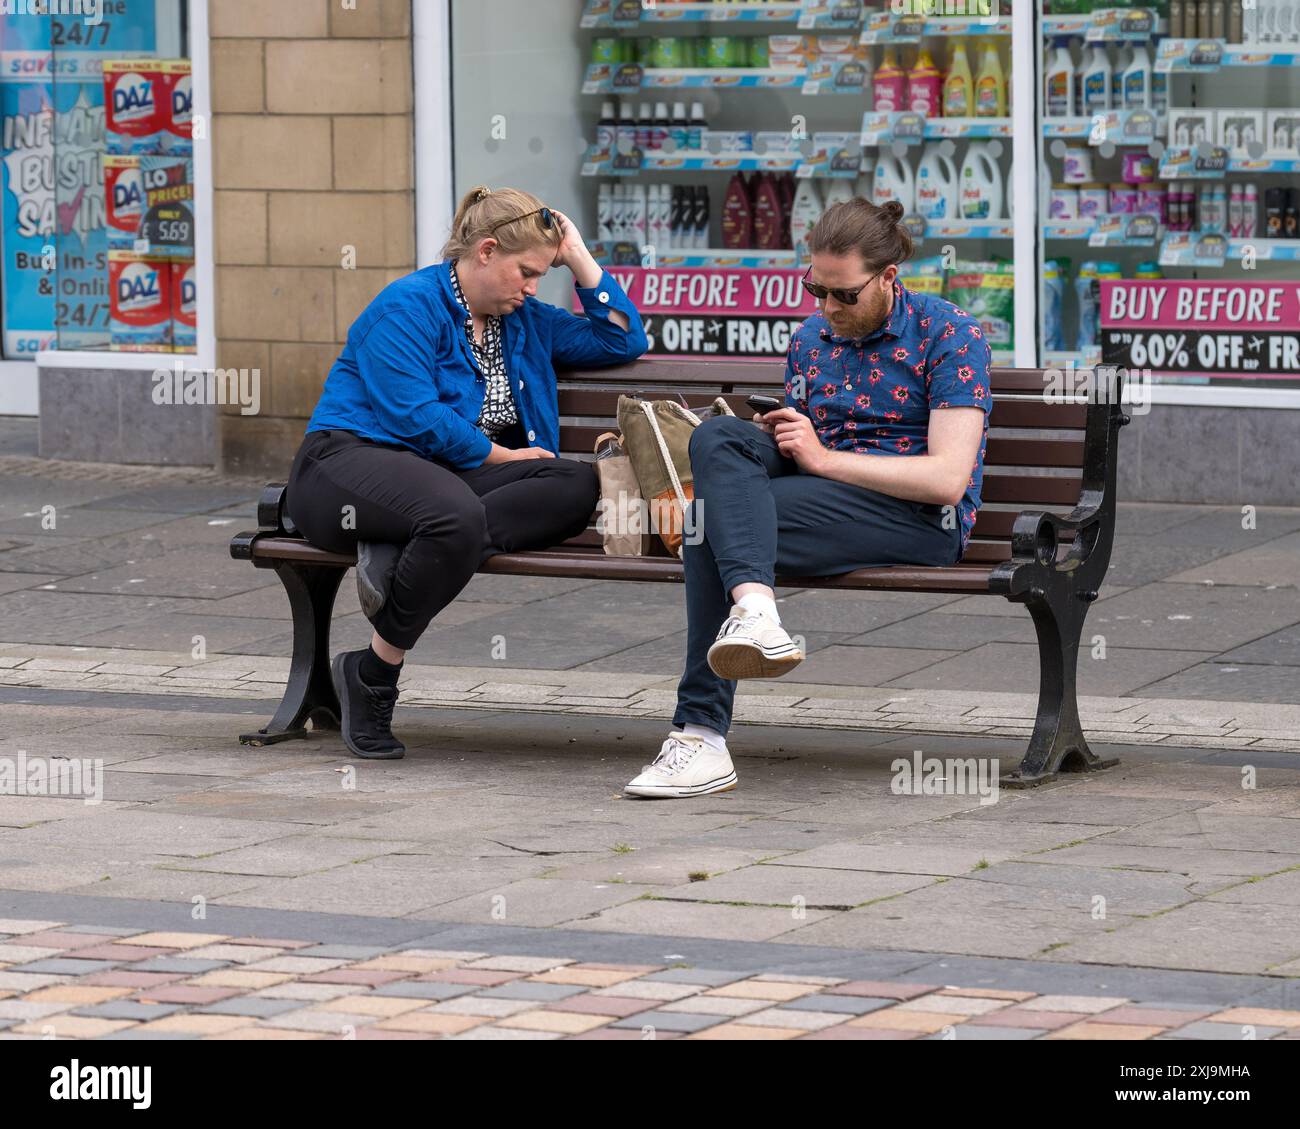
[626,198,992,799]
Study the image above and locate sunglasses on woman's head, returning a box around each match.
[488,207,559,236]
[800,265,888,306]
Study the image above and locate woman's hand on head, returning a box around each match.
[549,210,588,270]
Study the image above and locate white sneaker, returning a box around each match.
[706,605,803,680]
[624,732,738,799]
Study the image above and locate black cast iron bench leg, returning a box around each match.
[1005,580,1119,787]
[240,561,344,746]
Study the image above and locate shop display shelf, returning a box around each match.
[1225,238,1300,262]
[923,116,1013,138]
[583,148,803,175]
[642,67,807,88]
[860,15,1012,42]
[582,64,808,93]
[1229,156,1300,173]
[1042,9,1164,39]
[921,219,1015,239]
[1222,46,1300,67]
[860,115,1013,145]
[581,1,806,27]
[1043,216,1161,245]
[1043,117,1093,139]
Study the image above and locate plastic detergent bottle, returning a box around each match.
[1124,44,1151,109]
[721,172,754,249]
[1075,261,1122,351]
[872,151,916,214]
[823,178,855,211]
[1074,261,1099,351]
[874,45,907,113]
[959,142,1002,220]
[752,173,782,250]
[790,178,824,262]
[915,143,959,220]
[943,39,974,118]
[1042,258,1067,352]
[1080,44,1111,115]
[974,42,1006,117]
[908,46,943,117]
[1045,38,1075,118]
[1110,45,1130,110]
[855,153,875,203]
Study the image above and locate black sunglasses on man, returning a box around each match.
[800,264,889,306]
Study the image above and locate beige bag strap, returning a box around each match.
[639,400,690,515]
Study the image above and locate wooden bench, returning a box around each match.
[230,359,1130,787]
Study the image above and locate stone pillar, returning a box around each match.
[210,0,415,478]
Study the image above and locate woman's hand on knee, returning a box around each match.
[484,443,557,464]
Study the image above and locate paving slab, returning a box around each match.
[1050,902,1300,975]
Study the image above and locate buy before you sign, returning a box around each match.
[1101,280,1300,376]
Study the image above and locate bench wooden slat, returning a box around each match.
[569,508,1073,547]
[557,389,1090,431]
[560,362,1059,395]
[980,474,1082,505]
[478,550,997,592]
[558,425,1085,469]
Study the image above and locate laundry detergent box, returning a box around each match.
[104,155,145,251]
[808,36,863,82]
[110,251,171,352]
[138,156,196,260]
[767,35,810,70]
[103,59,166,155]
[171,261,197,353]
[160,59,193,155]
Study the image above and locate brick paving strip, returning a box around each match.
[3,645,1299,754]
[1,917,1298,1041]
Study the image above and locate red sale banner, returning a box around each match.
[608,267,817,317]
[1100,280,1300,377]
[583,267,818,358]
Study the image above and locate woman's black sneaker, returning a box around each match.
[331,648,406,760]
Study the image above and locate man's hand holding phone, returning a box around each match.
[746,394,830,475]
[746,394,782,436]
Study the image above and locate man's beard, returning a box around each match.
[828,294,888,340]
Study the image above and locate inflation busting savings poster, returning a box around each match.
[1,3,156,356]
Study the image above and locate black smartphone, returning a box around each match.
[746,394,783,414]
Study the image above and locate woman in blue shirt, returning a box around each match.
[287,185,647,760]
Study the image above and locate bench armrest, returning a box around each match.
[1010,506,1107,570]
[230,483,294,563]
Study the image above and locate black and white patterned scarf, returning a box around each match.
[450,262,518,441]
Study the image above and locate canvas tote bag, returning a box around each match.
[614,394,734,558]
